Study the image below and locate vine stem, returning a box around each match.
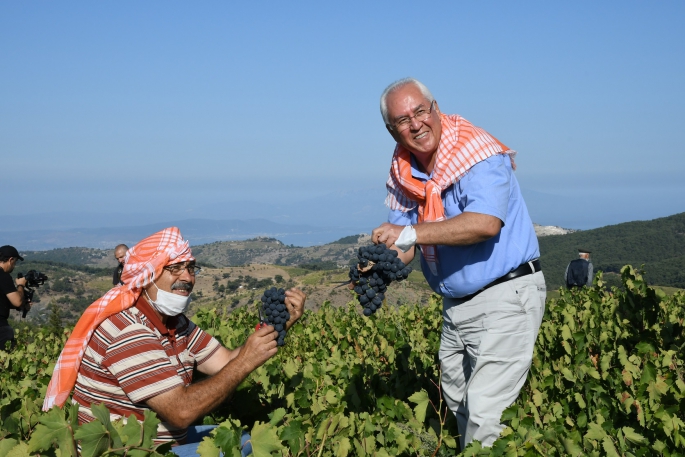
[429,369,446,457]
[315,417,333,457]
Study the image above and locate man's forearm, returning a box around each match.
[415,212,502,246]
[148,353,254,428]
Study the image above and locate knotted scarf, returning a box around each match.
[43,226,195,410]
[385,114,516,275]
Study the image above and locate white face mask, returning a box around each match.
[145,280,191,316]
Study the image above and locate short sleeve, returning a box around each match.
[458,155,511,224]
[185,321,222,367]
[0,273,16,295]
[102,324,183,403]
[388,208,415,225]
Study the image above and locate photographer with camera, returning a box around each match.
[0,245,28,351]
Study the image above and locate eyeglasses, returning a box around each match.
[163,262,202,276]
[389,100,435,132]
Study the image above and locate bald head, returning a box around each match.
[114,244,128,265]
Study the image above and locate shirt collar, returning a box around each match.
[134,294,178,336]
[409,153,432,181]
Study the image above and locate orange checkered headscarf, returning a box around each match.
[385,114,516,275]
[43,227,194,410]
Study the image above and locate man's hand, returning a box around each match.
[372,222,405,248]
[15,277,27,287]
[237,325,279,372]
[284,288,306,330]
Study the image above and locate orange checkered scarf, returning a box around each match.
[43,227,194,410]
[385,114,516,274]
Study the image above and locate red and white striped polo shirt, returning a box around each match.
[72,295,221,445]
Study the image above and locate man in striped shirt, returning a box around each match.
[71,240,306,455]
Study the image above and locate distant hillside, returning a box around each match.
[539,212,685,290]
[7,252,431,327]
[20,234,376,270]
[18,213,685,292]
[191,235,372,268]
[21,247,114,267]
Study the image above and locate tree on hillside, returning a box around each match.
[46,303,63,335]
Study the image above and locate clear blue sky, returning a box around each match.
[1,1,684,234]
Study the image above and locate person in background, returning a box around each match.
[565,248,594,288]
[44,228,306,456]
[371,78,545,449]
[112,244,128,286]
[0,245,29,351]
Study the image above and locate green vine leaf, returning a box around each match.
[72,419,110,457]
[250,422,283,456]
[407,389,430,423]
[27,406,77,456]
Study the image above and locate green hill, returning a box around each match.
[539,212,685,290]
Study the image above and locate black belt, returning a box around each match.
[458,259,541,301]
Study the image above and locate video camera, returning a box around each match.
[16,270,49,318]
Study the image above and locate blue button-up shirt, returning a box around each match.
[388,154,539,298]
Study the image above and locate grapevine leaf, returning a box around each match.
[197,436,223,457]
[283,358,298,378]
[676,379,685,394]
[653,440,667,452]
[407,390,430,423]
[73,419,110,457]
[387,423,409,452]
[119,415,142,447]
[89,403,123,449]
[602,436,620,457]
[560,436,583,457]
[621,427,646,444]
[561,368,576,382]
[0,439,19,456]
[532,389,543,407]
[213,425,241,455]
[561,325,572,340]
[280,420,303,455]
[635,341,655,355]
[332,436,351,457]
[250,422,283,457]
[27,406,77,456]
[441,430,457,449]
[268,407,286,426]
[640,362,656,385]
[585,422,606,440]
[5,441,30,457]
[140,408,161,448]
[325,389,339,405]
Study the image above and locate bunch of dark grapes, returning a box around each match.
[348,244,412,316]
[260,287,290,346]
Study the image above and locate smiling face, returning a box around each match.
[385,83,442,165]
[145,262,195,302]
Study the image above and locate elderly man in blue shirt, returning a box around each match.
[372,78,545,449]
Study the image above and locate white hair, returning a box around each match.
[380,77,435,126]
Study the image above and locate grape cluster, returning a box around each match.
[260,287,290,346]
[348,244,412,316]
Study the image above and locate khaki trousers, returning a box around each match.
[439,271,546,449]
